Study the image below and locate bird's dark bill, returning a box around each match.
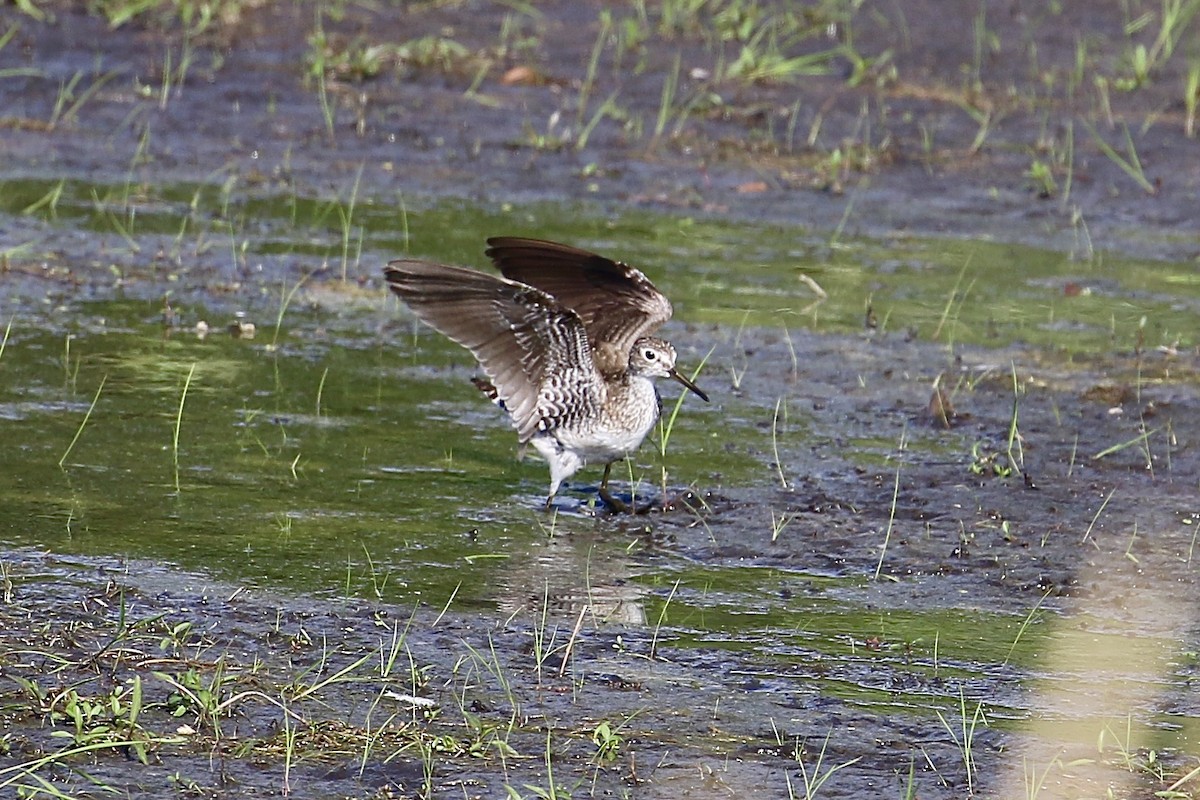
[669,369,709,402]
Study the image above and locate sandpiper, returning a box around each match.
[383,237,709,511]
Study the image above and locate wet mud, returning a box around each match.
[2,0,1199,271]
[2,1,1200,798]
[2,311,1196,798]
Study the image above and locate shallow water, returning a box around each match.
[4,177,1196,596]
[5,174,1198,352]
[3,177,1200,797]
[5,0,1200,792]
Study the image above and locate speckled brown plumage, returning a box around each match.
[383,238,708,511]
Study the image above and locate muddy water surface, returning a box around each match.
[3,191,1199,798]
[2,1,1200,798]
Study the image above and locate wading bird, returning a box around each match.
[383,237,708,512]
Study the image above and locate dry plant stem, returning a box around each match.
[874,424,907,580]
[315,366,329,417]
[1005,361,1024,473]
[1080,486,1117,546]
[173,363,196,468]
[771,397,788,488]
[648,579,680,661]
[431,581,461,628]
[558,604,588,677]
[59,375,107,468]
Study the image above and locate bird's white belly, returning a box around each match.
[554,378,660,464]
[555,424,652,463]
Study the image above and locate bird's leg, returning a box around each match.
[545,460,566,510]
[597,462,631,513]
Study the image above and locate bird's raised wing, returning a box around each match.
[484,237,673,374]
[383,260,600,443]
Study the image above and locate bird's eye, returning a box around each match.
[644,349,656,360]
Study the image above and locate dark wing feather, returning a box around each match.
[484,237,673,373]
[383,260,599,443]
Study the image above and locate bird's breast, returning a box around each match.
[553,376,660,462]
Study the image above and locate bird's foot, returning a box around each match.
[597,485,630,513]
[598,486,661,515]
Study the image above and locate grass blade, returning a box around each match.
[59,375,107,468]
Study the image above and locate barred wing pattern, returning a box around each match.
[483,237,673,374]
[383,260,600,443]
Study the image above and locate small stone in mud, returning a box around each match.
[229,315,256,338]
[501,65,546,85]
